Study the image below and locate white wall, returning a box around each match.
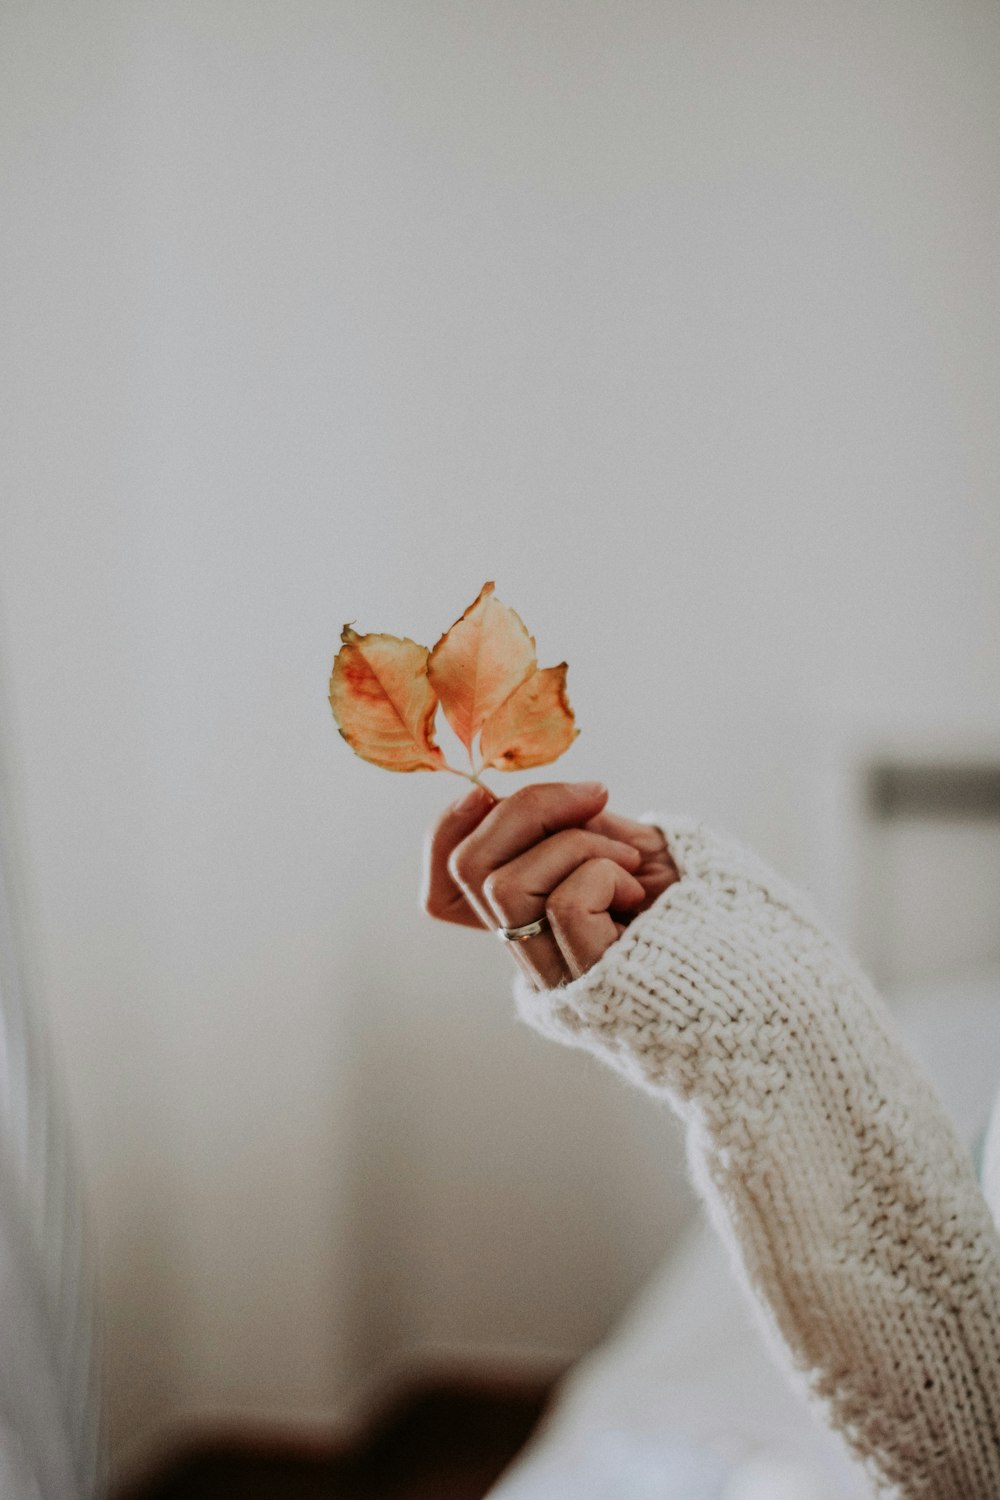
[2,0,998,1482]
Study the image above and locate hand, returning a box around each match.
[422,781,680,989]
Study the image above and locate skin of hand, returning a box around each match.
[422,781,680,989]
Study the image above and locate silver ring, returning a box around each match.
[497,916,549,943]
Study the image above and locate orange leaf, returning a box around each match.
[427,582,536,755]
[479,663,578,771]
[329,626,445,772]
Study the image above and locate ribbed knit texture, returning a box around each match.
[513,816,1000,1499]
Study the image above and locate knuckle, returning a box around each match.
[546,886,577,919]
[482,868,509,907]
[447,844,477,889]
[509,783,543,816]
[554,827,588,858]
[547,858,600,918]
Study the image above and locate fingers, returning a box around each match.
[585,809,680,909]
[546,859,647,980]
[447,781,610,919]
[423,779,613,932]
[422,784,497,927]
[499,923,570,993]
[424,781,677,991]
[583,809,667,856]
[482,828,641,928]
[482,829,642,991]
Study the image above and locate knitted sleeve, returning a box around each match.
[513,816,1000,1500]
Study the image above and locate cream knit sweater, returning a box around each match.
[514,816,1000,1499]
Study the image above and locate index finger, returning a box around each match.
[422,784,498,927]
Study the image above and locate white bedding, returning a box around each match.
[491,967,1000,1500]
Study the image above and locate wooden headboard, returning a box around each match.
[852,752,1000,989]
[867,761,1000,822]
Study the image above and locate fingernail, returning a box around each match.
[574,781,607,798]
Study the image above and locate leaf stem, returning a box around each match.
[442,764,495,793]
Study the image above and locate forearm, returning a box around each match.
[515,816,1000,1499]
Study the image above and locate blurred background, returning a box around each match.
[1,0,998,1494]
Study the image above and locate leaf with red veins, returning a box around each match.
[479,663,578,771]
[329,626,445,772]
[427,582,537,756]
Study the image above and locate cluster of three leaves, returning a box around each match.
[329,582,578,785]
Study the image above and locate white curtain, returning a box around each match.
[0,764,101,1498]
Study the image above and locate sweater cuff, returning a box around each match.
[511,813,710,1084]
[511,812,854,1101]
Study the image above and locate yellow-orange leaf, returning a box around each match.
[329,626,445,772]
[479,663,578,771]
[427,582,536,754]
